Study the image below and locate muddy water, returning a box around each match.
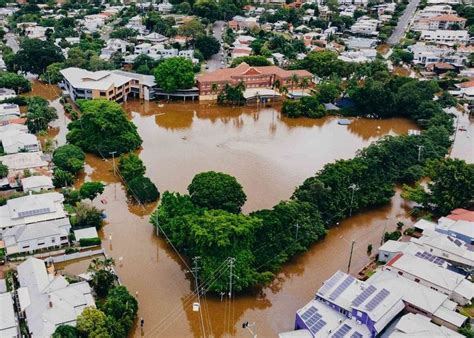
[50,97,419,337]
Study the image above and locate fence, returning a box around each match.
[41,248,105,263]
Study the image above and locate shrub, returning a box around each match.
[127,176,159,203]
[79,237,101,246]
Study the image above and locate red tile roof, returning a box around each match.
[447,209,474,222]
[385,253,403,267]
[197,63,312,83]
[428,14,466,22]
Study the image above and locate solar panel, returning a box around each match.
[310,319,327,334]
[329,275,355,301]
[365,288,390,311]
[415,251,446,266]
[319,271,345,296]
[351,332,363,338]
[301,306,317,321]
[332,324,351,338]
[352,285,377,307]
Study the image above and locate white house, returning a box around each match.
[350,17,380,36]
[0,192,68,236]
[0,103,20,118]
[21,175,54,192]
[389,313,463,337]
[3,218,71,255]
[0,129,40,154]
[0,88,16,101]
[383,253,474,306]
[420,29,469,46]
[0,292,18,337]
[17,258,95,337]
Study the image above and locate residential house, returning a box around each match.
[3,218,71,255]
[455,80,474,102]
[413,14,466,31]
[82,14,107,32]
[16,258,95,337]
[0,292,19,337]
[0,191,68,236]
[420,29,469,46]
[383,253,474,305]
[417,5,455,18]
[158,0,173,13]
[0,128,40,154]
[0,152,50,187]
[447,208,474,222]
[368,270,467,330]
[409,43,467,66]
[0,103,20,118]
[196,63,313,100]
[136,32,169,44]
[350,17,380,36]
[21,175,54,193]
[112,70,157,101]
[0,88,16,101]
[339,50,377,63]
[389,313,463,337]
[25,25,51,40]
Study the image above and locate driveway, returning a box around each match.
[5,33,19,53]
[387,0,421,45]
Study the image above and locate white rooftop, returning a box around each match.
[17,257,95,337]
[389,313,463,337]
[0,151,48,171]
[21,175,54,191]
[60,67,131,91]
[73,227,99,241]
[0,292,18,337]
[385,253,469,292]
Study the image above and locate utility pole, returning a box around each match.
[109,151,117,175]
[192,257,206,338]
[417,145,424,162]
[348,184,359,217]
[295,223,300,241]
[347,240,355,274]
[228,257,236,299]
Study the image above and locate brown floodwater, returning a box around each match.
[52,95,421,337]
[26,80,472,337]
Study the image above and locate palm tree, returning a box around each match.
[290,74,300,90]
[211,83,218,100]
[300,77,310,94]
[273,79,281,92]
[280,86,289,98]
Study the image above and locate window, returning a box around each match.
[415,278,420,283]
[38,242,45,246]
[60,236,68,241]
[51,238,56,243]
[100,91,106,97]
[398,271,403,276]
[22,245,30,249]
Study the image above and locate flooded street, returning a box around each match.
[29,81,468,337]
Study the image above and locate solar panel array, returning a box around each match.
[351,332,363,338]
[300,306,328,335]
[365,288,390,311]
[415,251,445,266]
[331,324,351,338]
[319,271,345,296]
[329,275,355,301]
[352,285,377,307]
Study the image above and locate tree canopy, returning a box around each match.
[53,144,86,175]
[127,176,159,203]
[154,57,195,93]
[0,72,31,93]
[195,35,220,60]
[8,38,64,75]
[26,96,58,133]
[188,171,247,213]
[118,153,146,182]
[79,181,105,201]
[66,100,142,156]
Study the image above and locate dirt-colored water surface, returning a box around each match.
[33,82,431,337]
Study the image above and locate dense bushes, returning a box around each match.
[0,72,31,93]
[26,96,58,133]
[118,153,159,203]
[53,144,86,175]
[282,96,326,118]
[66,100,142,156]
[79,237,101,246]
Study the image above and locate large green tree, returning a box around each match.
[195,35,220,60]
[0,72,31,93]
[53,144,85,175]
[52,325,78,338]
[154,57,195,93]
[118,153,146,182]
[66,100,142,156]
[76,307,109,337]
[100,286,138,337]
[79,181,105,201]
[188,171,247,213]
[127,176,159,203]
[26,96,58,133]
[9,39,64,74]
